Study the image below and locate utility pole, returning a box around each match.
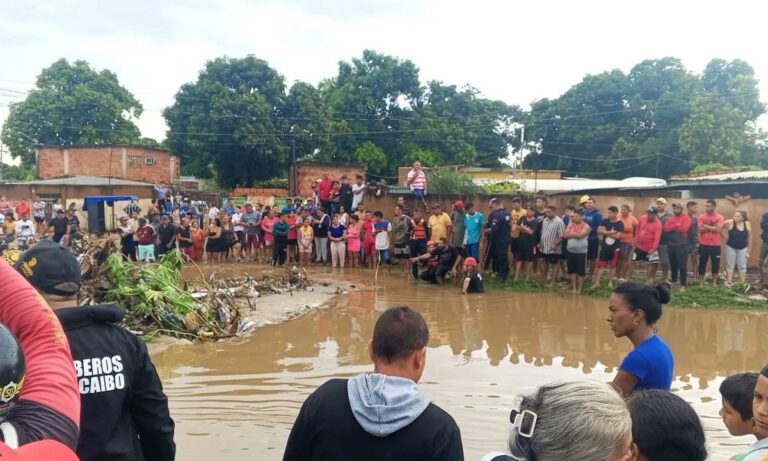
[518,125,525,177]
[291,136,297,196]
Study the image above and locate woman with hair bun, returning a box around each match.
[481,381,633,461]
[608,282,674,395]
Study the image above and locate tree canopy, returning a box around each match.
[1,59,144,167]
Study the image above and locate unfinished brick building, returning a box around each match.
[37,145,180,184]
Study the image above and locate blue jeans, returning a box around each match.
[377,249,391,263]
[412,188,425,200]
[466,242,480,260]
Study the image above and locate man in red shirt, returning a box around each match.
[663,203,692,290]
[14,201,30,222]
[316,173,334,215]
[635,207,663,283]
[362,210,378,269]
[697,199,725,287]
[136,217,157,263]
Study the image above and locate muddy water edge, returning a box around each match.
[152,268,768,460]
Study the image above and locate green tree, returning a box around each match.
[283,81,331,160]
[1,59,142,166]
[354,142,387,175]
[164,56,289,188]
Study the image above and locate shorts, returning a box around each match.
[244,233,260,249]
[236,231,245,244]
[377,248,391,262]
[516,243,535,262]
[510,237,521,254]
[299,242,313,253]
[435,264,454,278]
[541,252,561,264]
[287,238,298,246]
[597,247,619,268]
[634,249,651,262]
[138,244,156,261]
[587,239,599,260]
[566,252,587,276]
[726,246,748,272]
[412,188,425,200]
[180,246,194,259]
[206,239,220,253]
[658,244,670,266]
[619,242,633,253]
[394,243,409,259]
[364,240,376,257]
[34,217,45,224]
[52,233,65,243]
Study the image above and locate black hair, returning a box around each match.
[374,211,383,218]
[349,214,359,222]
[138,217,147,226]
[546,205,557,212]
[720,372,759,421]
[565,205,576,211]
[612,282,670,325]
[706,199,717,206]
[465,201,474,209]
[608,206,619,213]
[372,306,429,363]
[686,201,698,208]
[511,197,522,203]
[761,365,768,378]
[736,209,749,222]
[395,205,403,212]
[628,390,707,461]
[535,195,548,203]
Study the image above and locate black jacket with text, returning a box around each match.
[55,304,175,461]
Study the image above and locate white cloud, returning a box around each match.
[0,0,766,144]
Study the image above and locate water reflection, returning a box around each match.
[154,279,768,460]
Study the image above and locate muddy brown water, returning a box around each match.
[153,269,768,460]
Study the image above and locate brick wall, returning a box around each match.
[289,162,367,198]
[38,146,180,183]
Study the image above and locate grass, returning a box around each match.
[484,272,767,310]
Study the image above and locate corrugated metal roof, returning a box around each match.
[11,176,154,187]
[670,170,768,182]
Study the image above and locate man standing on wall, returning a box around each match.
[406,161,428,208]
[317,173,334,215]
[340,175,354,213]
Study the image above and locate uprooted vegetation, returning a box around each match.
[78,239,311,341]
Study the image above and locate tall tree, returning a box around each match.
[1,59,142,166]
[164,56,288,188]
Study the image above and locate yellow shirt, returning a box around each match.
[511,208,527,238]
[428,213,452,242]
[3,220,15,235]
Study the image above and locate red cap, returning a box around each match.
[453,201,464,208]
[426,240,437,246]
[0,440,78,461]
[464,257,477,266]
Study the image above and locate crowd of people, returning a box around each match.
[284,286,768,461]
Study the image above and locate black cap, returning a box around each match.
[14,240,81,296]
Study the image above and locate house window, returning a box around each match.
[128,156,140,168]
[144,157,156,165]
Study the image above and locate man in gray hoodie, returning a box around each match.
[283,306,463,461]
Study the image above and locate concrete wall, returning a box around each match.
[0,184,154,202]
[38,146,180,184]
[396,167,562,186]
[289,162,367,198]
[231,188,289,207]
[363,191,768,268]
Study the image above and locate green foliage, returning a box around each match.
[354,142,387,175]
[1,59,143,167]
[0,163,35,181]
[690,163,733,174]
[252,177,289,189]
[480,181,523,195]
[425,169,481,194]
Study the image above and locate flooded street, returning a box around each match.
[153,270,768,460]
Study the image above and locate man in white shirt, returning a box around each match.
[15,212,35,250]
[208,203,220,222]
[351,174,366,210]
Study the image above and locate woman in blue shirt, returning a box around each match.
[607,282,674,396]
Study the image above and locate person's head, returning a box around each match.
[349,214,359,225]
[332,180,340,189]
[161,214,170,224]
[0,323,25,419]
[151,198,157,205]
[4,212,14,221]
[620,204,632,217]
[453,201,464,212]
[339,204,347,215]
[705,199,717,214]
[263,208,271,218]
[545,205,557,219]
[413,209,422,220]
[511,197,522,210]
[426,240,437,252]
[608,282,670,338]
[607,206,619,220]
[585,198,596,211]
[646,207,658,221]
[734,209,748,223]
[571,209,584,223]
[490,198,501,211]
[214,217,222,227]
[579,195,592,209]
[356,174,364,184]
[272,204,279,212]
[463,257,477,271]
[671,203,683,216]
[394,205,403,216]
[686,201,698,215]
[181,218,190,228]
[322,172,329,179]
[221,213,230,224]
[431,204,441,215]
[331,214,339,225]
[279,212,288,222]
[465,201,475,214]
[138,217,147,227]
[535,196,548,209]
[508,381,632,461]
[56,209,65,219]
[357,203,365,212]
[753,366,768,438]
[719,372,759,437]
[397,196,406,206]
[306,198,314,206]
[438,237,449,249]
[525,208,536,219]
[228,197,235,205]
[374,210,383,220]
[368,306,429,383]
[628,390,707,461]
[294,197,302,206]
[412,161,422,170]
[191,220,200,230]
[364,210,372,220]
[655,197,667,213]
[13,240,82,307]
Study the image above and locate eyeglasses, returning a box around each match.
[509,409,538,439]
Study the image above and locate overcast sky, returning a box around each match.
[1,0,767,143]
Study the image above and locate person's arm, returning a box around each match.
[0,263,79,449]
[406,169,416,184]
[611,370,641,398]
[410,252,432,262]
[462,276,471,295]
[746,221,752,255]
[130,337,176,461]
[597,223,609,236]
[452,252,462,276]
[579,224,591,239]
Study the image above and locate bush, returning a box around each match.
[426,169,481,194]
[480,181,523,195]
[252,177,289,189]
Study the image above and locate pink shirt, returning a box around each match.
[636,215,662,253]
[697,213,724,246]
[407,169,426,190]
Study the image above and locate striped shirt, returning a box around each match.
[540,216,565,254]
[407,169,427,190]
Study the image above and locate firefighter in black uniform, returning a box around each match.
[14,240,175,461]
[486,198,511,282]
